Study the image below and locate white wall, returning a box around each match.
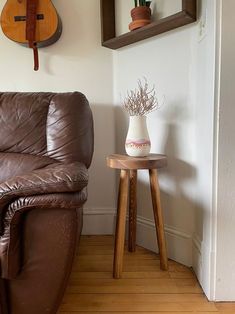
[114,1,221,301]
[214,0,235,301]
[192,0,235,301]
[191,0,218,298]
[114,6,198,266]
[0,0,116,232]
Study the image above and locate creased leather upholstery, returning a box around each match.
[1,190,87,279]
[0,162,88,218]
[46,93,94,166]
[0,153,56,183]
[0,92,93,314]
[0,92,94,167]
[0,93,52,155]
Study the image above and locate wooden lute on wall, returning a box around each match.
[0,0,62,70]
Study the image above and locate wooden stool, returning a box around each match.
[107,153,168,279]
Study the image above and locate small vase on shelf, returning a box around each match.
[125,115,150,157]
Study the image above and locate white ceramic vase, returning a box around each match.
[125,115,151,157]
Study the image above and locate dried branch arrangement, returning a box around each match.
[123,78,160,116]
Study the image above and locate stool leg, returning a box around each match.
[149,169,168,271]
[128,170,137,252]
[113,169,129,278]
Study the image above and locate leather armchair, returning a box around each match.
[0,92,94,314]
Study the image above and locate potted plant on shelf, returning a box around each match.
[129,0,152,31]
[123,78,160,157]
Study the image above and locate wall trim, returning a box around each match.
[192,232,202,284]
[136,215,193,267]
[82,208,193,266]
[82,207,116,235]
[192,232,202,253]
[83,208,116,216]
[137,215,192,240]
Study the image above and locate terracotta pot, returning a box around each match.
[131,6,151,20]
[129,6,151,31]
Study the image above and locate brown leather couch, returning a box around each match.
[0,92,94,314]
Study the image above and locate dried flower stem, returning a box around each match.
[123,78,160,116]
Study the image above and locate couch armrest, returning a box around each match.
[0,162,88,204]
[0,162,88,228]
[0,190,87,279]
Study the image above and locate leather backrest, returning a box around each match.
[0,92,94,168]
[0,93,51,155]
[46,93,94,166]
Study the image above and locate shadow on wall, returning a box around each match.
[85,104,116,211]
[114,103,201,243]
[160,122,197,230]
[114,105,128,155]
[159,105,205,248]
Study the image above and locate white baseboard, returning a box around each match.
[82,208,116,235]
[82,208,193,267]
[193,233,217,300]
[192,233,202,282]
[136,216,193,267]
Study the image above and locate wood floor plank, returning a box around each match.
[69,271,170,279]
[77,254,160,263]
[75,254,189,269]
[78,246,153,255]
[58,311,218,314]
[59,312,219,314]
[74,260,192,273]
[215,302,235,311]
[60,293,217,312]
[67,278,202,294]
[70,270,195,280]
[77,253,159,260]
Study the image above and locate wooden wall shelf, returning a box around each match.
[101,0,197,50]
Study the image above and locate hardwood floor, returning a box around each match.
[59,235,233,313]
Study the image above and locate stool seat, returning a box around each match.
[107,153,169,279]
[107,153,167,170]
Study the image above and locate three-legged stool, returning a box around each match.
[107,154,168,279]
